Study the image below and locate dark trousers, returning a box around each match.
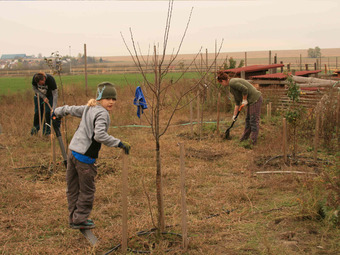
[33,95,53,135]
[66,151,97,225]
[240,96,263,144]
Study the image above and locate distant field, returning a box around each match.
[101,47,340,62]
[1,48,339,92]
[0,72,199,95]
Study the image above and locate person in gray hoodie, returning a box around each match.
[53,82,131,229]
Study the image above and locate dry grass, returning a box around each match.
[0,84,339,254]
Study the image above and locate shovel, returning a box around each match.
[224,104,244,140]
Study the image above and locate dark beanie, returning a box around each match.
[96,82,117,100]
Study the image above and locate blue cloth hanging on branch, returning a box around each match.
[133,86,147,118]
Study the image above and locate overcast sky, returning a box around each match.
[0,0,339,58]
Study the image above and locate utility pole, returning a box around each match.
[84,43,88,95]
[69,46,72,75]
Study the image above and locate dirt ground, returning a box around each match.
[0,87,339,254]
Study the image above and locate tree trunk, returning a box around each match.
[154,46,165,232]
[155,137,165,232]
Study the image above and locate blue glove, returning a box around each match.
[118,141,131,155]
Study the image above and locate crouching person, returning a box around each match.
[53,82,131,229]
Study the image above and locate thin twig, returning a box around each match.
[256,171,318,175]
[142,176,157,229]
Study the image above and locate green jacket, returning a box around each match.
[229,78,262,106]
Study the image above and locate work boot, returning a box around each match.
[30,127,38,135]
[71,219,95,229]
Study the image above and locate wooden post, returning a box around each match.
[324,64,328,75]
[84,43,88,96]
[267,104,269,121]
[299,54,302,71]
[280,61,283,72]
[241,71,245,79]
[179,143,188,250]
[122,153,128,253]
[283,118,287,164]
[314,62,317,71]
[328,57,330,73]
[245,52,247,67]
[189,101,193,137]
[314,107,320,163]
[305,64,308,71]
[216,91,221,135]
[269,50,272,74]
[41,104,46,135]
[197,90,201,139]
[267,102,272,121]
[337,94,340,151]
[287,63,291,71]
[37,94,42,137]
[200,94,204,140]
[319,56,322,70]
[51,126,56,173]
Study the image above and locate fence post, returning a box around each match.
[314,106,321,163]
[197,90,202,140]
[122,153,129,253]
[267,102,272,121]
[245,52,247,67]
[337,93,340,151]
[179,143,188,250]
[283,118,288,164]
[216,91,221,135]
[241,71,246,79]
[190,101,193,137]
[299,54,302,71]
[268,50,272,73]
[51,127,56,173]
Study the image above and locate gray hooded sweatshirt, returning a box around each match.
[54,104,120,158]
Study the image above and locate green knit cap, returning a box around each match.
[96,82,117,100]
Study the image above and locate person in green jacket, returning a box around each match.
[217,71,263,145]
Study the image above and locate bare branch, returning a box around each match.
[121,30,156,94]
[161,6,194,76]
[159,40,224,137]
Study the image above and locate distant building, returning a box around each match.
[1,54,27,60]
